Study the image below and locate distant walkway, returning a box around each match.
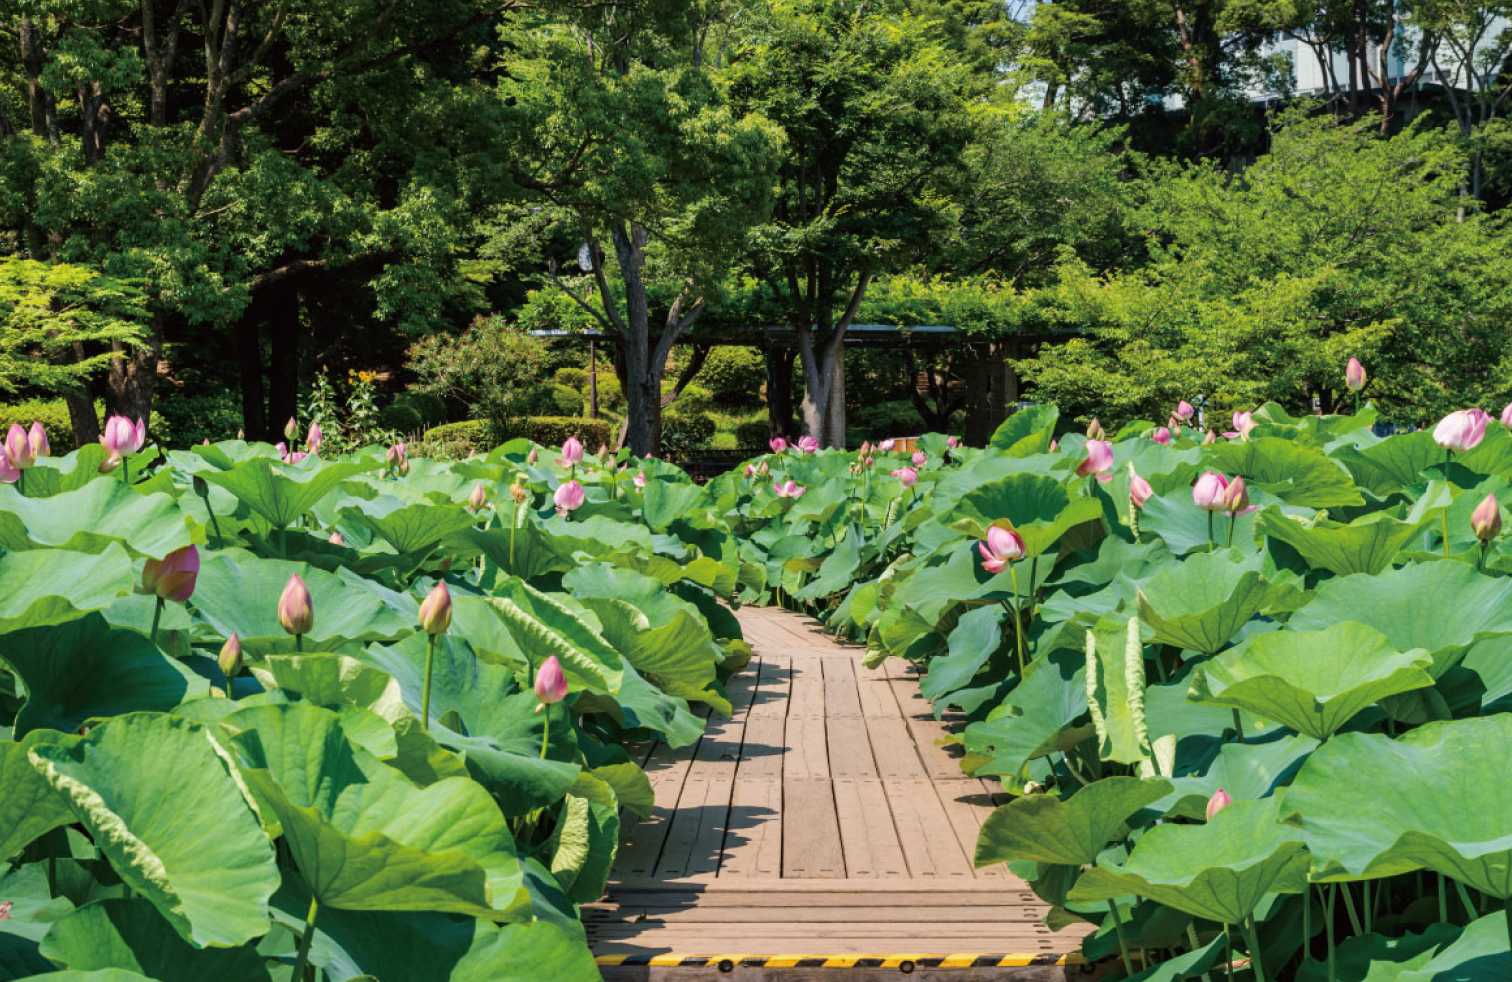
[586,606,1094,974]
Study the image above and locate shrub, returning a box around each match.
[154,390,243,447]
[502,416,614,450]
[405,315,554,434]
[734,417,770,447]
[551,384,584,417]
[850,399,925,439]
[0,398,75,446]
[380,392,447,435]
[701,347,765,405]
[413,419,489,459]
[553,367,587,389]
[661,410,716,450]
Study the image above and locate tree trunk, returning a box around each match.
[610,223,663,457]
[823,345,846,448]
[107,320,162,431]
[237,299,270,440]
[264,286,302,440]
[963,343,993,446]
[766,346,794,440]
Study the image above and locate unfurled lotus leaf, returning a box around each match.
[1069,798,1309,923]
[1086,616,1152,765]
[921,604,1003,703]
[251,652,408,721]
[1120,933,1228,982]
[0,481,197,558]
[0,546,134,634]
[1137,551,1287,654]
[1284,715,1512,894]
[0,732,74,862]
[989,404,1059,455]
[38,898,271,982]
[1139,491,1262,557]
[1153,735,1318,820]
[964,647,1090,778]
[487,577,622,693]
[225,703,530,918]
[952,472,1103,557]
[27,713,281,947]
[546,792,620,904]
[1256,508,1426,576]
[976,776,1171,868]
[1188,622,1434,740]
[1205,437,1362,508]
[640,480,710,532]
[443,525,575,579]
[200,457,371,529]
[339,495,480,555]
[1293,923,1461,982]
[0,614,207,737]
[539,513,654,556]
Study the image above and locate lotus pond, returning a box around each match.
[3,401,1512,982]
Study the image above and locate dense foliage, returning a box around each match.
[0,428,750,979]
[713,395,1512,980]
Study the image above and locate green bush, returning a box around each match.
[734,417,770,446]
[661,410,716,449]
[551,384,584,417]
[850,399,924,438]
[381,392,447,435]
[503,416,614,450]
[0,398,75,446]
[701,347,765,405]
[553,367,587,390]
[154,390,243,447]
[667,383,716,414]
[413,419,489,459]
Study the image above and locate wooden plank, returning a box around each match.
[785,660,825,716]
[605,881,1039,897]
[614,736,701,879]
[747,653,792,720]
[586,924,1061,941]
[933,778,1007,881]
[781,776,845,878]
[718,777,782,878]
[832,777,908,878]
[598,963,1108,982]
[883,778,975,880]
[585,905,1046,924]
[822,656,863,716]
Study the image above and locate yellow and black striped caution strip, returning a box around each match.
[596,953,1084,969]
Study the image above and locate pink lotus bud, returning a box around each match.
[1130,471,1154,509]
[978,525,1026,574]
[744,464,757,478]
[398,458,409,476]
[1232,411,1256,439]
[100,416,139,459]
[275,442,287,458]
[859,441,872,455]
[1223,476,1249,514]
[285,451,307,465]
[4,424,32,470]
[140,544,199,603]
[26,421,49,462]
[1345,358,1367,393]
[306,422,322,454]
[1152,427,1172,446]
[798,436,820,453]
[1192,471,1229,511]
[773,480,806,498]
[134,418,146,451]
[634,471,647,488]
[202,438,210,446]
[0,452,15,483]
[1435,409,1490,453]
[894,466,919,488]
[328,531,344,546]
[947,436,961,449]
[218,634,243,678]
[527,447,539,465]
[554,479,585,513]
[912,451,927,467]
[1202,430,1216,445]
[1086,418,1105,440]
[237,429,245,440]
[284,417,299,441]
[1206,788,1233,820]
[598,443,609,458]
[878,438,896,452]
[1076,439,1114,479]
[1502,404,1512,429]
[440,556,453,571]
[277,574,314,636]
[758,461,769,477]
[535,654,569,705]
[0,901,12,921]
[1175,401,1195,422]
[468,483,487,512]
[418,581,452,635]
[1472,494,1502,542]
[560,436,584,464]
[770,437,788,453]
[1049,439,1059,452]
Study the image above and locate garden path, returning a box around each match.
[585,605,1094,976]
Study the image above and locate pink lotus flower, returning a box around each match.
[878,438,896,452]
[1192,471,1230,511]
[773,480,805,498]
[560,436,584,465]
[140,544,199,602]
[770,437,788,453]
[1232,411,1256,439]
[284,451,308,465]
[798,436,820,453]
[418,581,452,635]
[1049,439,1058,452]
[100,415,143,459]
[1076,439,1114,480]
[912,451,927,467]
[744,464,757,478]
[1345,358,1367,393]
[1206,788,1233,820]
[278,574,314,636]
[978,526,1026,573]
[1434,409,1490,453]
[328,531,345,546]
[554,479,585,514]
[527,448,538,465]
[633,472,647,488]
[1152,427,1172,446]
[0,452,19,484]
[275,442,287,458]
[1223,476,1252,514]
[468,483,487,512]
[1473,494,1502,542]
[893,466,918,488]
[134,417,146,449]
[1502,404,1512,429]
[947,436,961,449]
[5,424,33,470]
[758,462,769,477]
[535,655,569,705]
[1175,401,1195,422]
[27,422,49,460]
[306,423,322,455]
[1130,471,1154,509]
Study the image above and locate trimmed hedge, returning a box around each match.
[511,416,614,450]
[0,399,75,445]
[700,347,765,405]
[734,418,770,446]
[661,410,715,449]
[416,416,617,459]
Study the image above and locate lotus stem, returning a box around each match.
[1444,450,1452,558]
[1224,924,1235,982]
[1106,901,1134,971]
[1208,510,1215,552]
[149,597,164,645]
[1455,878,1479,917]
[1327,885,1337,982]
[16,471,23,495]
[1227,513,1237,548]
[1186,924,1213,982]
[1231,709,1245,743]
[292,895,319,981]
[1339,882,1363,935]
[1501,894,1512,973]
[1243,914,1268,982]
[1010,567,1026,675]
[1303,884,1312,961]
[294,633,303,653]
[540,703,551,760]
[1439,874,1448,923]
[1363,880,1371,934]
[421,634,436,732]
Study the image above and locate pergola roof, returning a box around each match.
[529,324,1082,347]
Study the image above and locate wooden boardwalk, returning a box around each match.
[587,606,1095,978]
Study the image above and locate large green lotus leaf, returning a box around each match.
[975,776,1172,867]
[1069,798,1309,923]
[1153,735,1318,820]
[7,972,155,981]
[487,577,623,693]
[1086,616,1152,765]
[0,615,207,737]
[443,524,575,580]
[1334,430,1444,496]
[0,482,195,558]
[1294,923,1464,982]
[547,792,621,904]
[1188,622,1434,740]
[1285,716,1512,893]
[1205,437,1363,508]
[602,661,706,748]
[795,526,864,600]
[38,898,271,982]
[952,473,1103,557]
[1395,911,1512,982]
[357,636,580,815]
[250,652,408,721]
[989,404,1059,455]
[200,457,370,528]
[1139,492,1261,557]
[921,604,1003,703]
[1136,551,1282,655]
[538,513,654,557]
[27,713,280,947]
[190,549,412,655]
[640,480,709,532]
[0,732,74,861]
[963,648,1090,778]
[225,703,529,917]
[18,444,112,498]
[1121,934,1229,982]
[1256,508,1425,576]
[0,546,134,634]
[339,495,480,556]
[1288,562,1512,663]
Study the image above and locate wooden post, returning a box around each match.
[589,338,599,419]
